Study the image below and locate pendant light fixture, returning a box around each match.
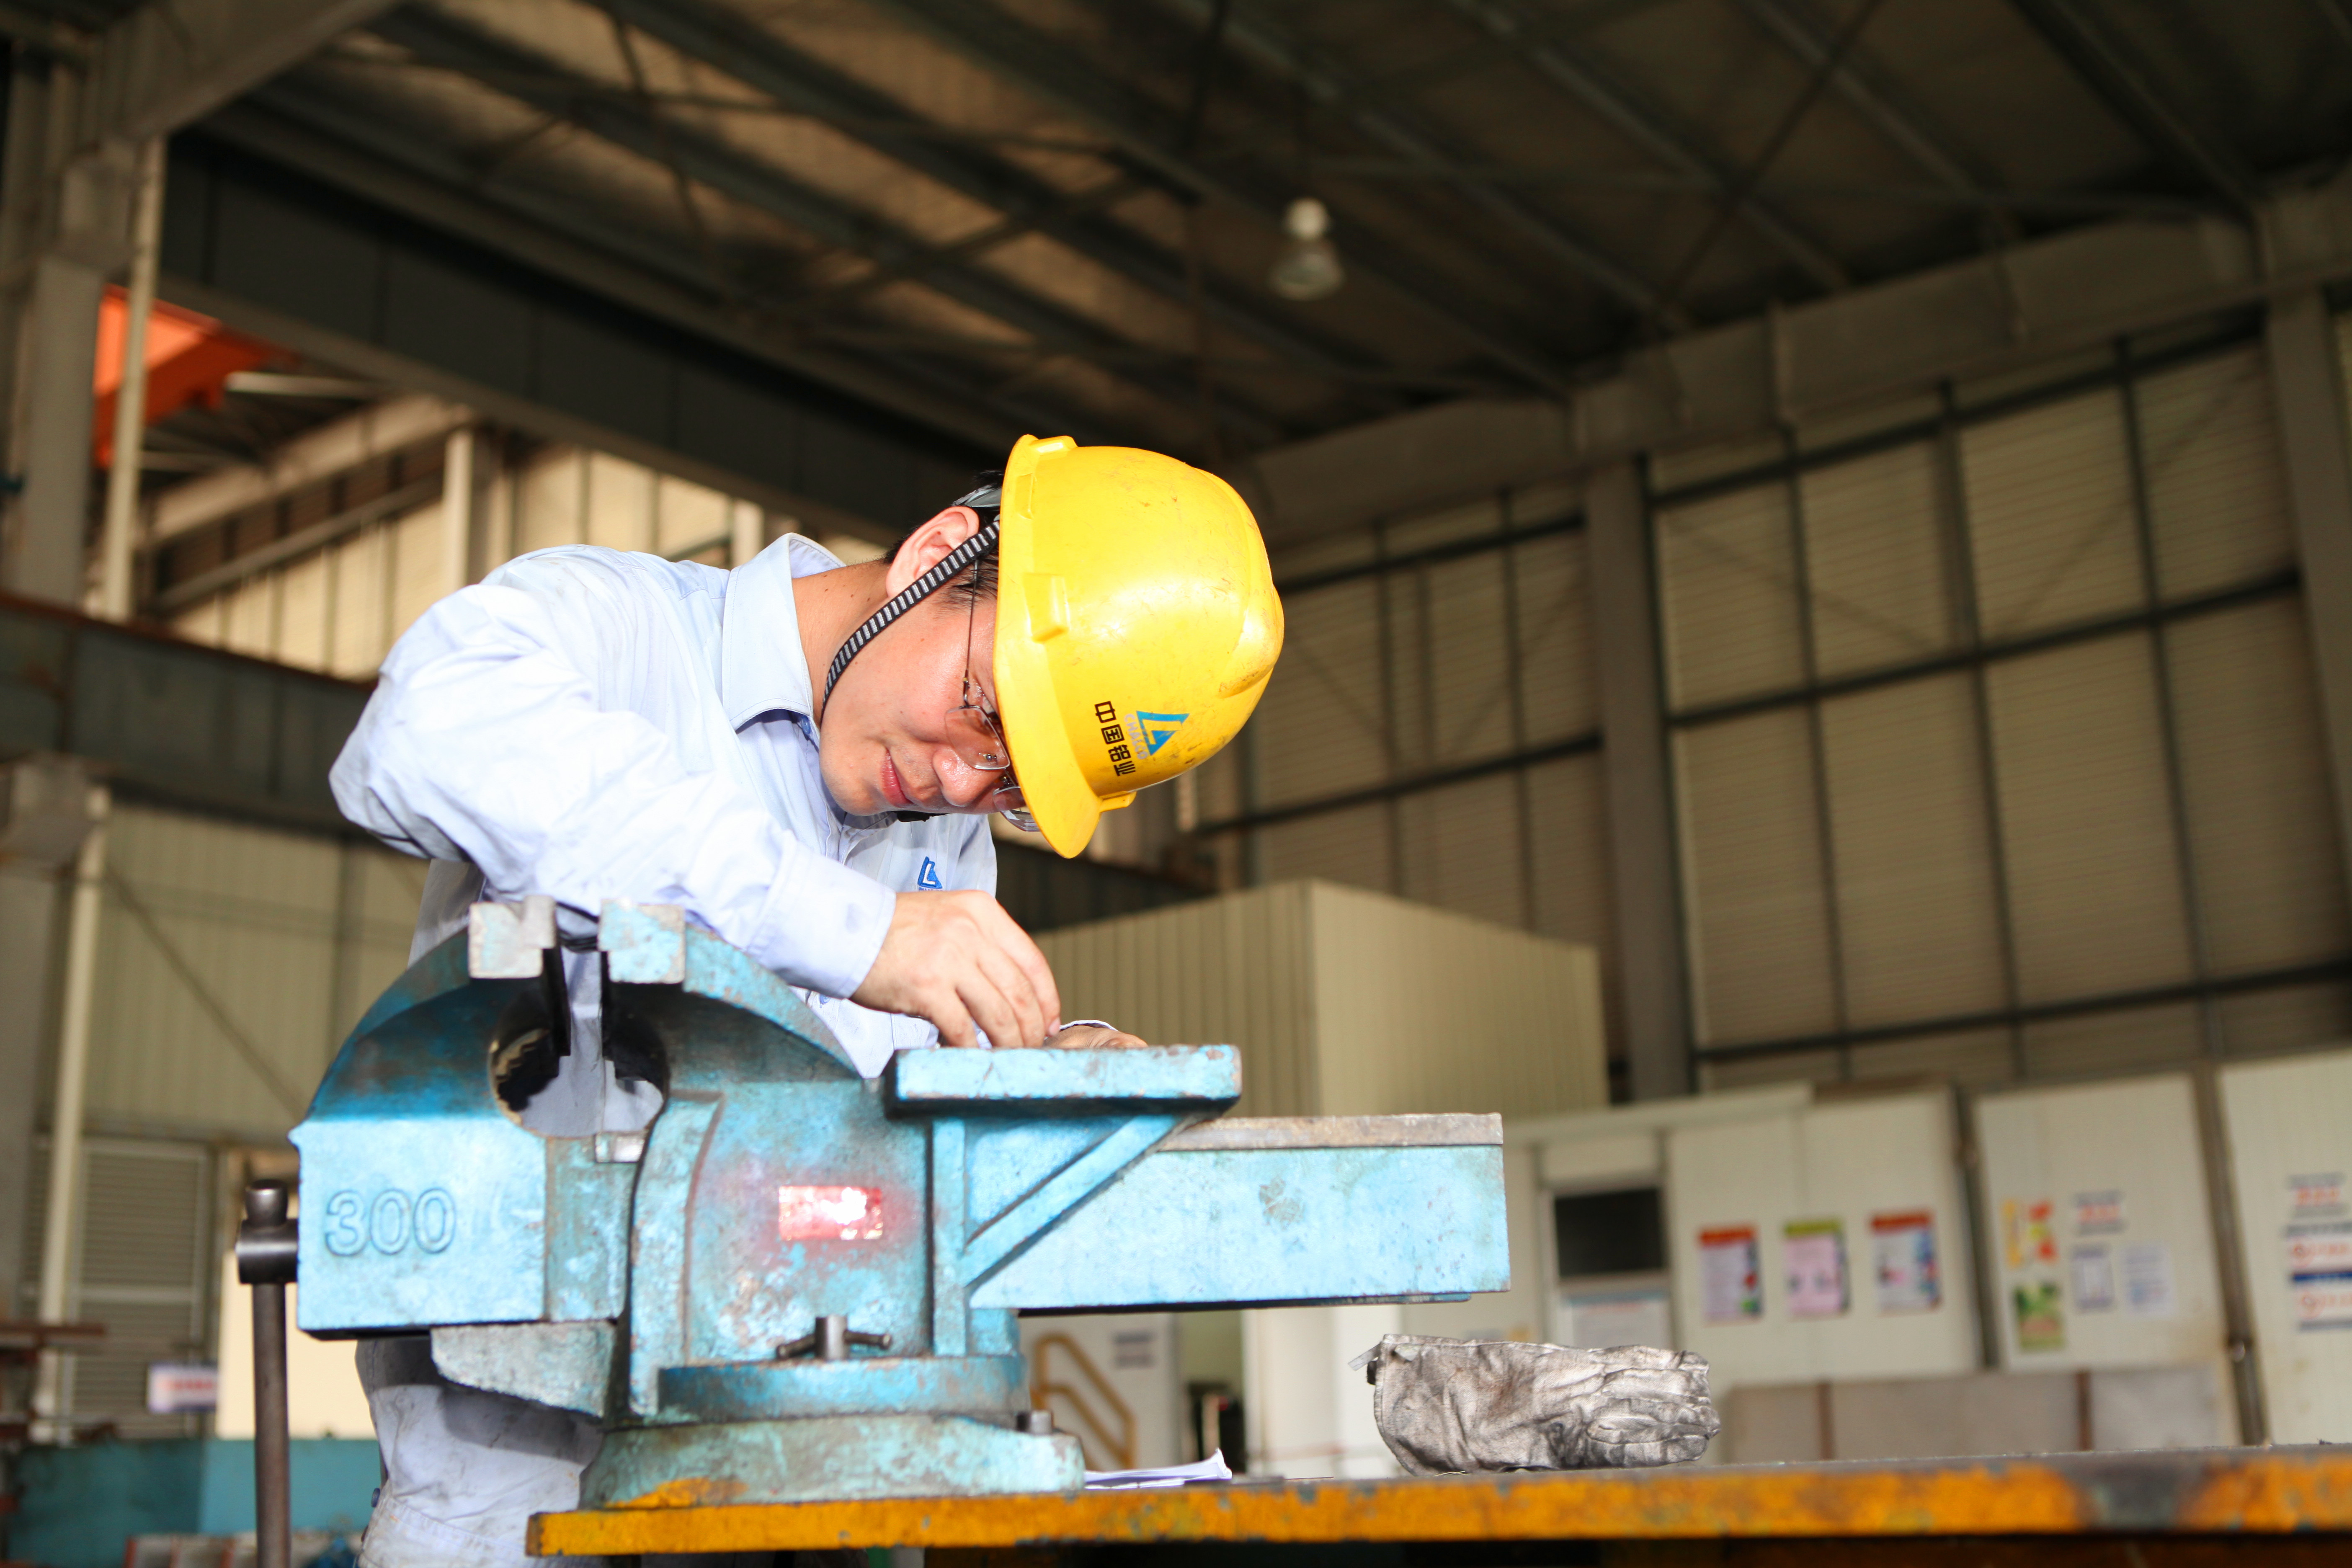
[1269,196,1344,302]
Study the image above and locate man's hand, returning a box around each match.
[854,890,1061,1050]
[1050,1024,1150,1050]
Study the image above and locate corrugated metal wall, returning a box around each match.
[1188,480,1616,1009]
[1664,328,2345,1087]
[1037,881,1605,1119]
[1182,313,2350,1094]
[14,804,419,1430]
[88,805,421,1138]
[167,439,789,678]
[20,1137,215,1435]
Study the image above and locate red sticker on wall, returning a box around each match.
[778,1186,884,1241]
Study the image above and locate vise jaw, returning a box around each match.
[291,900,1508,1504]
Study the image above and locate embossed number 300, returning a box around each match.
[322,1189,457,1257]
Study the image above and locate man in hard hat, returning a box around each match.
[328,434,1282,1568]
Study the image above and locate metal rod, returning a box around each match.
[97,135,166,624]
[240,1180,299,1568]
[441,425,477,598]
[33,782,109,1432]
[1779,426,1854,1078]
[253,1276,291,1568]
[1695,953,2352,1064]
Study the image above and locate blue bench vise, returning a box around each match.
[289,898,1509,1505]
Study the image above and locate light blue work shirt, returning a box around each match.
[330,533,994,1118]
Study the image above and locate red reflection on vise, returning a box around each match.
[777,1185,885,1242]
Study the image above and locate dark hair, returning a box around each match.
[940,468,1002,606]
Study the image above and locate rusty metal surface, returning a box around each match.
[927,1542,2352,1566]
[528,1446,2352,1556]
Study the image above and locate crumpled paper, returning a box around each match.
[1349,1335,1720,1473]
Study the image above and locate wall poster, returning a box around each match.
[2121,1241,2177,1318]
[1784,1218,1849,1318]
[1698,1225,1762,1323]
[2071,1243,2116,1312]
[2072,1190,2125,1235]
[2012,1280,2066,1352]
[2002,1198,2059,1269]
[1870,1210,1939,1313]
[2286,1175,2352,1331]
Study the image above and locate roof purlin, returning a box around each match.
[370,3,1292,446]
[867,0,1580,396]
[589,0,1408,423]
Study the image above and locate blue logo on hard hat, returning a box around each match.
[1135,712,1189,756]
[917,857,943,890]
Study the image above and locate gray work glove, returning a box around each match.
[1349,1335,1720,1474]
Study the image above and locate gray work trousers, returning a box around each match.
[355,1336,606,1568]
[355,1341,864,1568]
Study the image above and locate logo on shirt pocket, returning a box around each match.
[917,856,943,890]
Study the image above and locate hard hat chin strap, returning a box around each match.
[822,505,1000,712]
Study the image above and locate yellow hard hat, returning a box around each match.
[993,435,1284,858]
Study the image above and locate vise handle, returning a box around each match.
[776,1314,892,1361]
[237,1181,297,1568]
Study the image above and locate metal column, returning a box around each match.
[8,252,108,605]
[95,137,167,622]
[2264,289,2352,898]
[1586,459,1690,1099]
[0,756,98,1333]
[0,73,137,609]
[0,870,65,1313]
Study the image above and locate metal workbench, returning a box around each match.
[531,1444,2352,1563]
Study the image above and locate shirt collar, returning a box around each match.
[720,533,846,730]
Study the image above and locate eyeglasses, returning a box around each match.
[959,594,1039,833]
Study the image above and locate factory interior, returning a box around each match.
[9,0,2352,1561]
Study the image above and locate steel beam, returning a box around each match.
[211,88,1040,456]
[1309,156,2210,217]
[1587,459,1689,1100]
[1434,0,1848,292]
[1697,955,2351,1066]
[1350,0,1678,105]
[7,250,106,604]
[2,0,401,607]
[1246,177,2333,530]
[78,0,399,146]
[588,0,1398,416]
[2008,0,2259,214]
[0,849,70,1319]
[795,320,1506,393]
[372,7,1287,448]
[864,0,1580,393]
[1732,0,2013,233]
[2265,288,2352,909]
[1152,0,1685,328]
[152,474,444,613]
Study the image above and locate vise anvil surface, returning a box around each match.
[291,898,1509,1505]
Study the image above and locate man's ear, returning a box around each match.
[885,507,984,596]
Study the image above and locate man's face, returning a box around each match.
[819,582,1008,819]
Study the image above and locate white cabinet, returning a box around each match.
[2218,1048,2352,1443]
[1974,1074,2231,1422]
[1663,1087,1979,1394]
